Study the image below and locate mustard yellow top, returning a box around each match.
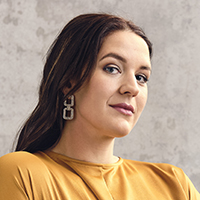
[0,151,199,199]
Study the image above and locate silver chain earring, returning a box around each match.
[63,95,74,120]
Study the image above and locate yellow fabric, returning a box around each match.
[0,151,199,200]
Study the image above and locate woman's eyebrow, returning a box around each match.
[100,52,151,72]
[100,53,127,63]
[140,66,152,73]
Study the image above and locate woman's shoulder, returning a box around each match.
[1,151,38,160]
[0,151,42,166]
[0,151,57,199]
[123,158,183,173]
[0,151,49,177]
[0,151,53,188]
[122,159,188,185]
[122,158,188,182]
[122,159,200,197]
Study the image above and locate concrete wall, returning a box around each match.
[0,0,200,190]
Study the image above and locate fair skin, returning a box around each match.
[52,30,151,164]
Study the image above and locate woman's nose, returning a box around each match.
[119,75,139,97]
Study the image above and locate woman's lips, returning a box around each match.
[110,103,134,116]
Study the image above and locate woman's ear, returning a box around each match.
[62,87,69,96]
[62,81,73,96]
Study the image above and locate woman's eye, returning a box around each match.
[135,74,148,84]
[103,65,121,74]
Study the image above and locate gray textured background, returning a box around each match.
[0,0,200,191]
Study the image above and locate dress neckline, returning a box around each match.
[42,150,123,168]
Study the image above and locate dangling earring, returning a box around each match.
[63,95,74,120]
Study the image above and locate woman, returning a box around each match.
[0,13,199,199]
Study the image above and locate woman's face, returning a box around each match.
[73,30,151,138]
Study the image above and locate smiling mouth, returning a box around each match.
[110,103,134,116]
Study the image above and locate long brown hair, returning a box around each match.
[15,13,153,153]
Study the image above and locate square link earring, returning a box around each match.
[63,95,74,120]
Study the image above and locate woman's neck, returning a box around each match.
[51,122,118,164]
